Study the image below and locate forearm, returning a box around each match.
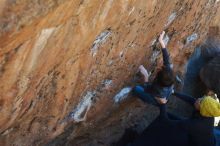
[160,40,166,48]
[173,91,196,105]
[139,65,149,82]
[143,76,149,82]
[159,31,170,67]
[162,48,171,68]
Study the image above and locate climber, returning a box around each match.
[133,31,175,106]
[169,92,220,146]
[129,93,220,146]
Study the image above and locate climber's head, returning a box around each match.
[195,96,220,117]
[156,67,175,87]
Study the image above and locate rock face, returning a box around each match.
[0,0,219,145]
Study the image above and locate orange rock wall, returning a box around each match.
[0,0,219,145]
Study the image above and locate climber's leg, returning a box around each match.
[133,86,158,106]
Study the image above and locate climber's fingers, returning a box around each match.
[159,31,166,48]
[159,31,165,41]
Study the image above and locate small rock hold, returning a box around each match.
[102,79,113,89]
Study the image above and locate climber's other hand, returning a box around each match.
[159,31,166,48]
[155,97,168,104]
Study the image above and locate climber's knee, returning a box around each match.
[133,86,144,95]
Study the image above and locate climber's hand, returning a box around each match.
[139,65,149,82]
[155,97,168,104]
[159,31,166,48]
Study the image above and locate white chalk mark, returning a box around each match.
[150,50,160,63]
[186,33,198,44]
[70,91,95,122]
[114,87,132,103]
[163,34,170,47]
[91,30,111,57]
[165,12,176,27]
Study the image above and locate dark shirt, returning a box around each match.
[161,48,172,68]
[128,104,216,146]
[160,104,216,146]
[145,48,174,99]
[129,104,189,146]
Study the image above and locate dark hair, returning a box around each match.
[155,67,175,87]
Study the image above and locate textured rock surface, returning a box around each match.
[0,0,219,145]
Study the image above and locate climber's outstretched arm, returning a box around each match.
[159,31,172,68]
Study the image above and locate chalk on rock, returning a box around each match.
[165,12,177,27]
[186,33,198,44]
[150,50,160,63]
[70,91,96,122]
[150,38,157,46]
[163,34,170,47]
[114,87,132,103]
[102,79,113,89]
[91,29,111,57]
